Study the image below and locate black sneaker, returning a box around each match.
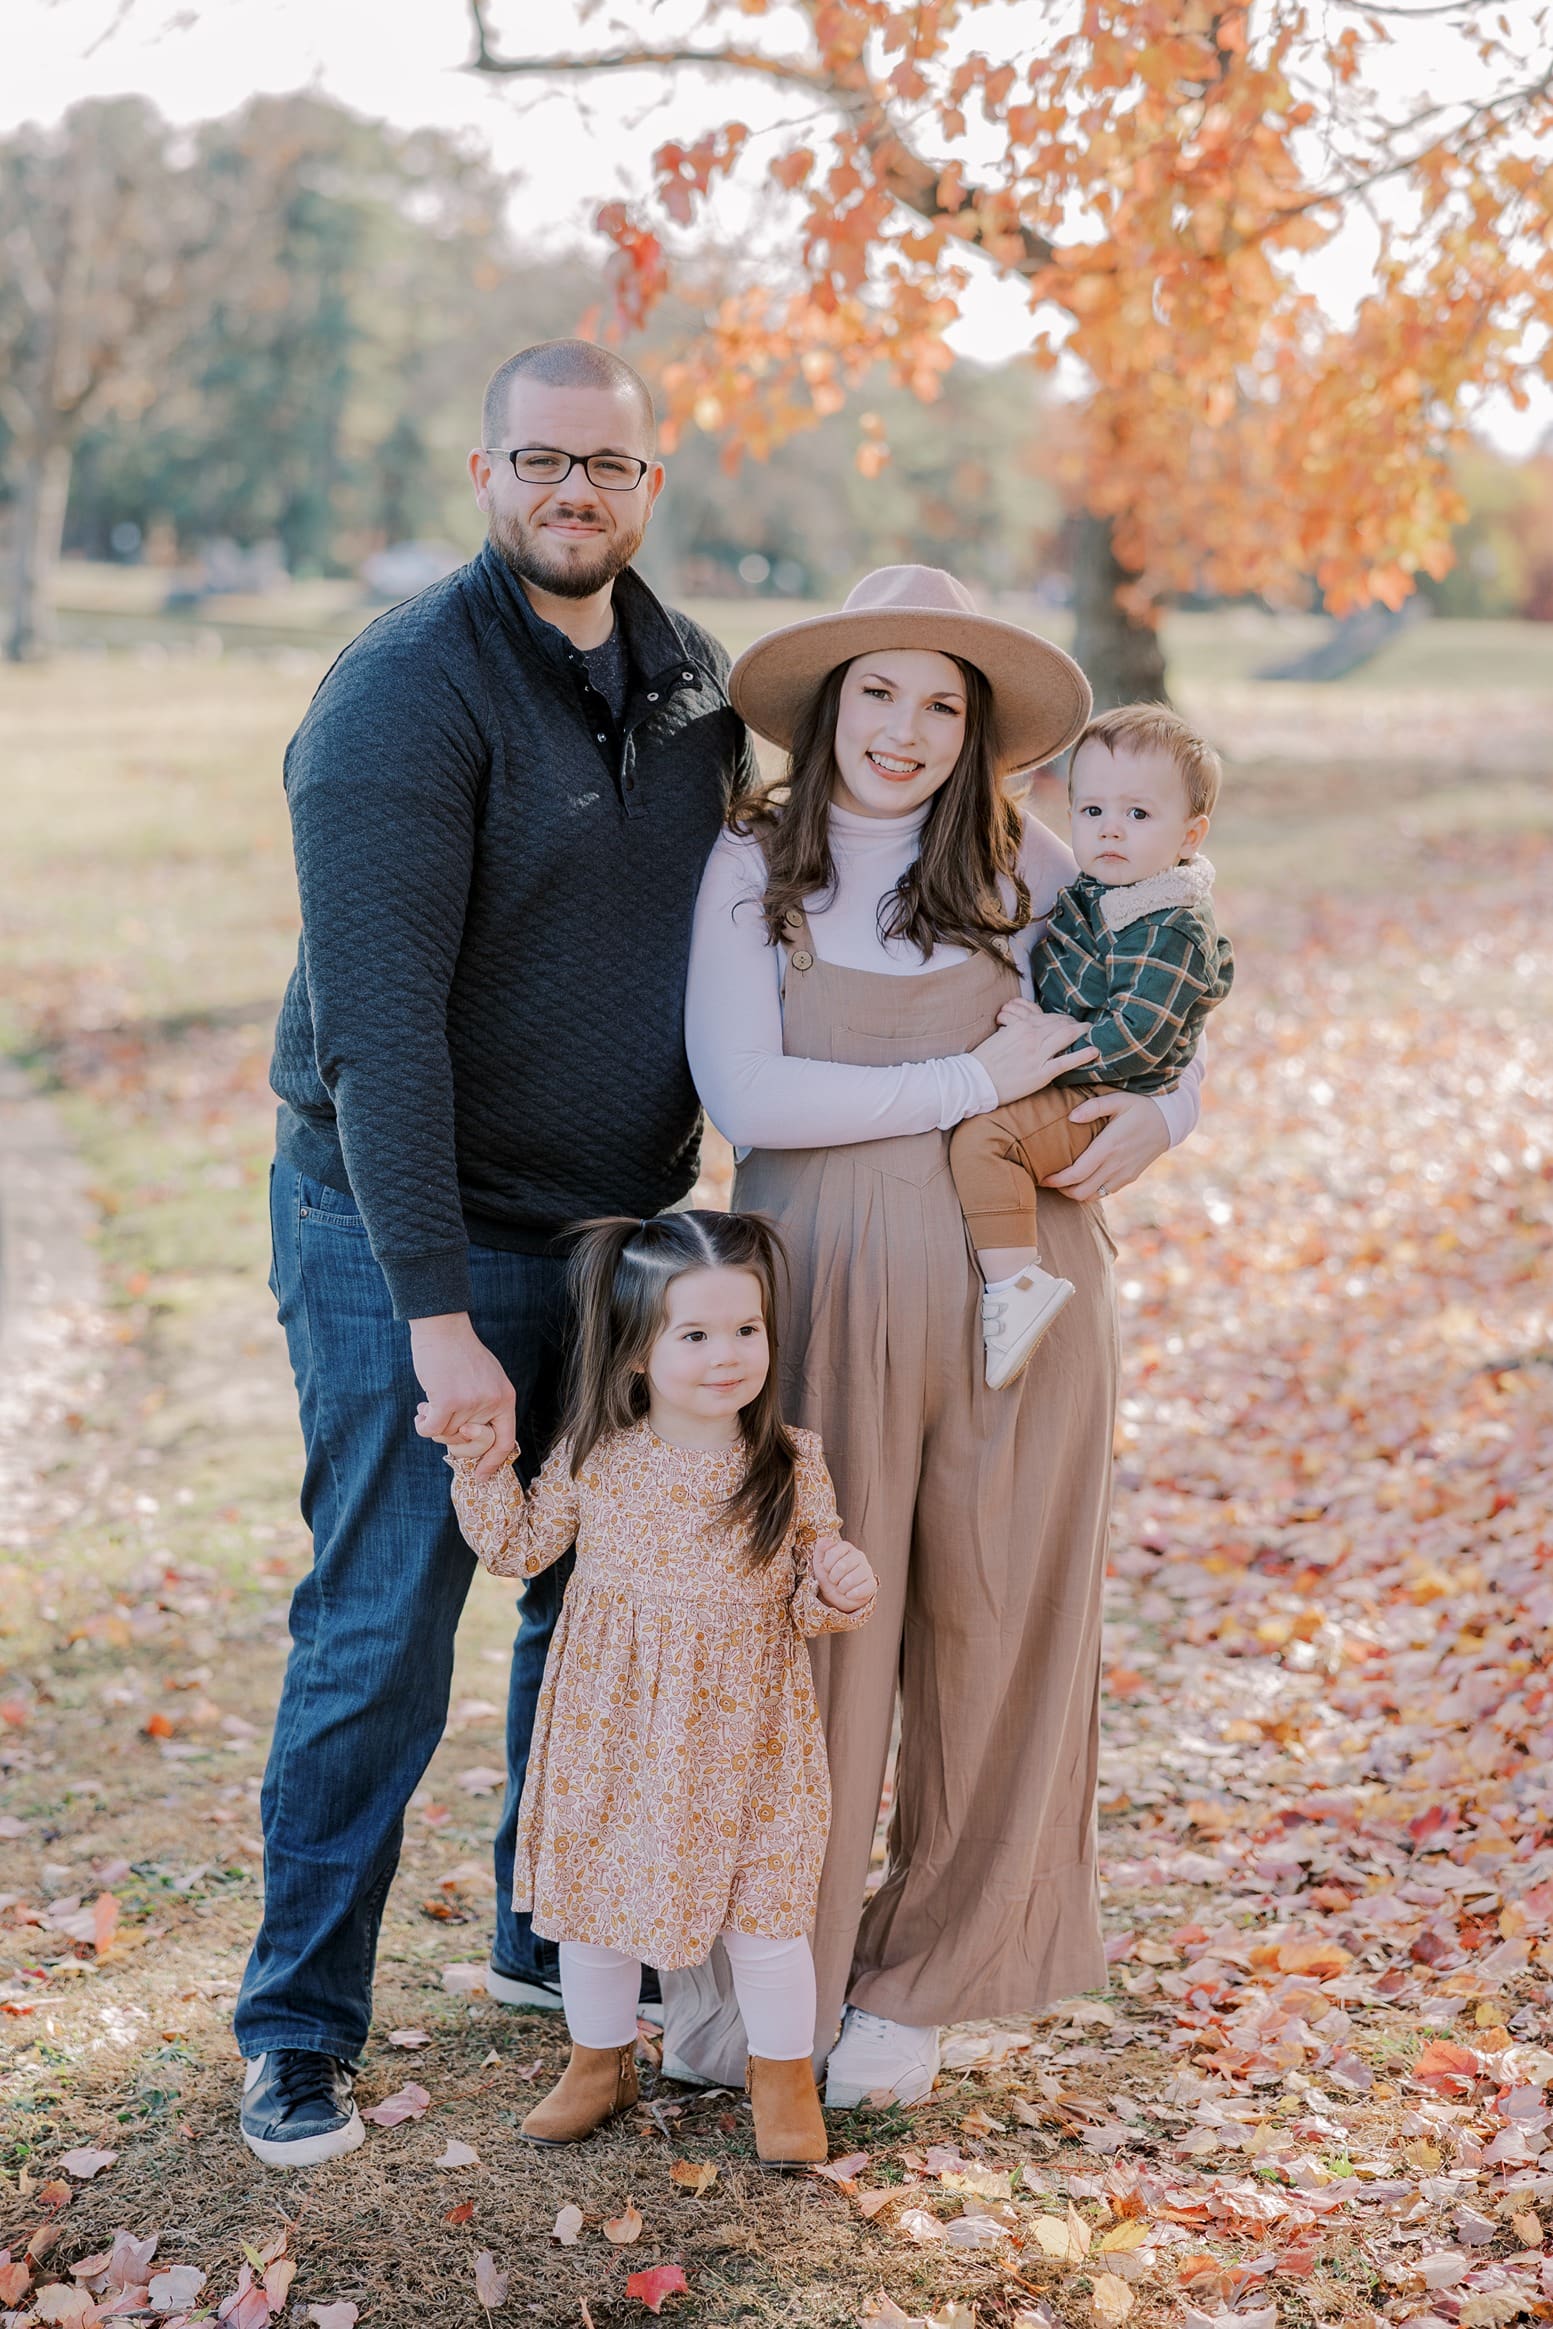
[483,1961,566,2009]
[240,2049,365,2168]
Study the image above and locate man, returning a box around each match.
[236,340,752,2165]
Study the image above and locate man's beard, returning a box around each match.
[488,503,646,600]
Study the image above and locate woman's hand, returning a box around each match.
[812,1534,877,1615]
[972,1001,1098,1106]
[1043,1089,1170,1201]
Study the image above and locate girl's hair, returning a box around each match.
[731,653,1031,961]
[560,1211,798,1568]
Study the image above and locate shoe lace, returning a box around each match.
[270,2050,346,2108]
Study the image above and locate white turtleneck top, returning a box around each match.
[685,801,1206,1154]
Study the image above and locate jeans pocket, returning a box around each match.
[299,1179,369,1234]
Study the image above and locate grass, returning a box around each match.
[1,646,1550,2325]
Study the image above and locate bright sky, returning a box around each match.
[9,0,1549,454]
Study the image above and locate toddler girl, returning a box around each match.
[419,1210,876,2166]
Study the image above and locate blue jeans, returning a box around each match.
[234,1160,572,2062]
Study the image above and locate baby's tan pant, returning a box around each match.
[949,1087,1099,1250]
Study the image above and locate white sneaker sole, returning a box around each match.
[985,1278,1074,1389]
[484,1962,664,2026]
[823,2061,938,2109]
[483,1965,566,2009]
[241,2105,366,2169]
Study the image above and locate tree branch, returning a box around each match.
[464,2,1055,273]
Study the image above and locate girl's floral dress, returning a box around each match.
[450,1423,872,1966]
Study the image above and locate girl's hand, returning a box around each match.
[415,1405,520,1468]
[812,1534,877,1615]
[1043,1088,1169,1200]
[972,1003,1097,1106]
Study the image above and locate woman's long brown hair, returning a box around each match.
[559,1211,798,1568]
[732,655,1031,960]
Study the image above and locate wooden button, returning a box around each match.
[790,948,814,971]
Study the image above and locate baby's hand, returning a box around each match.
[415,1405,519,1467]
[812,1534,877,1615]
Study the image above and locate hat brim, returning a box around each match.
[728,605,1092,774]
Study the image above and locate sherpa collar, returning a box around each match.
[1098,854,1217,934]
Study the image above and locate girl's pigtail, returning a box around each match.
[562,1218,656,1476]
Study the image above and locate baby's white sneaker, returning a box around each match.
[823,2008,941,2108]
[981,1265,1074,1389]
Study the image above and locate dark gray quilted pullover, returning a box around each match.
[269,542,751,1319]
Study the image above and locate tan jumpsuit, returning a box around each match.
[662,911,1118,2073]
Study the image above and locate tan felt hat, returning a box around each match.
[728,563,1092,773]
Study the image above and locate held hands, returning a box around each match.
[811,1533,877,1616]
[973,999,1098,1106]
[409,1313,518,1481]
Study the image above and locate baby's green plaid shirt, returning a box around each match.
[1034,856,1233,1094]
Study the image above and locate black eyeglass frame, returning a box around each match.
[484,446,652,491]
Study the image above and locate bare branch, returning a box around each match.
[5,222,57,321]
[466,1,837,99]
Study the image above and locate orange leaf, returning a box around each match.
[626,2264,689,2314]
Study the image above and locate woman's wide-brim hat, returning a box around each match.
[728,563,1092,773]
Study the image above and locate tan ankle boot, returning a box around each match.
[521,2042,639,2146]
[746,2054,828,2168]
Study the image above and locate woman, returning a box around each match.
[670,566,1204,2106]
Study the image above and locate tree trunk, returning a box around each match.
[7,438,74,663]
[1071,511,1168,709]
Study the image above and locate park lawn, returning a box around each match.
[1,652,1551,2327]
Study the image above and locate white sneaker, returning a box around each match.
[981,1266,1074,1389]
[823,2008,941,2108]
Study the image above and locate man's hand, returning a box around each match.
[1044,1088,1170,1202]
[409,1313,517,1480]
[811,1533,877,1615]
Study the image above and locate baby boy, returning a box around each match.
[950,703,1234,1389]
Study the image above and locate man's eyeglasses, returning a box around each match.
[486,447,651,491]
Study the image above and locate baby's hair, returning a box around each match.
[1070,703,1223,821]
[560,1211,799,1569]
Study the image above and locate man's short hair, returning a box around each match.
[481,340,657,452]
[1070,702,1223,821]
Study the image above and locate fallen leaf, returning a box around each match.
[1092,2275,1135,2323]
[0,2257,31,2305]
[604,2201,645,2246]
[265,2256,297,2308]
[1459,2296,1533,2328]
[860,2295,928,2326]
[307,2307,360,2329]
[148,2266,205,2311]
[669,2158,718,2195]
[92,1894,119,1954]
[33,2285,96,2325]
[1417,2251,1469,2290]
[813,2150,871,2184]
[441,1963,489,1994]
[552,2205,583,2245]
[57,2150,116,2181]
[474,2250,508,2309]
[1512,2211,1543,2247]
[625,2263,690,2314]
[388,2027,431,2048]
[1033,2204,1092,2264]
[456,1766,506,1795]
[1098,2220,1151,2253]
[435,2139,481,2168]
[899,2207,947,2244]
[944,2213,1006,2250]
[361,2081,430,2126]
[444,2201,476,2226]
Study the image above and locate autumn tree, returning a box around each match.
[467,0,1553,703]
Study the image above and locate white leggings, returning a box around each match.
[560,1931,816,2062]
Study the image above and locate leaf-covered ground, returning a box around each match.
[1,662,1551,2328]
